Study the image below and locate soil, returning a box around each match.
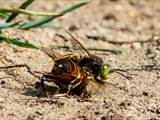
[0,0,160,120]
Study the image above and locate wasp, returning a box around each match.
[41,30,131,96]
[40,50,107,96]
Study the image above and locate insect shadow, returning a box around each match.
[22,82,59,97]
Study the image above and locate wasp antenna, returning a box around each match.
[111,69,132,80]
[64,30,91,56]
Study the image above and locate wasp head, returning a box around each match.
[99,64,111,79]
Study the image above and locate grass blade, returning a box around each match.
[0,8,62,16]
[39,23,63,29]
[19,0,90,29]
[0,32,37,49]
[6,0,34,22]
[0,12,9,18]
[0,21,21,30]
[60,0,90,14]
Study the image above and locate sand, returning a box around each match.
[0,0,160,120]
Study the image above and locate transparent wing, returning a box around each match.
[65,30,91,56]
[40,47,61,61]
[86,77,108,96]
[55,30,91,56]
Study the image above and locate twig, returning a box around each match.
[0,64,41,79]
[55,33,121,54]
[0,75,26,87]
[52,45,121,55]
[87,48,121,54]
[112,65,160,72]
[105,34,160,45]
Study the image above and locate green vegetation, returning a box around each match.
[0,0,90,49]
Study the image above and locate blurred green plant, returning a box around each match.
[19,0,90,29]
[0,0,90,49]
[0,31,38,49]
[0,0,90,30]
[0,8,62,17]
[6,0,34,22]
[0,21,21,30]
[0,12,9,18]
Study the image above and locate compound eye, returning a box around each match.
[55,61,71,72]
[58,63,63,68]
[99,64,110,79]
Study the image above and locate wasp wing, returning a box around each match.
[65,30,91,56]
[86,77,108,96]
[40,47,61,61]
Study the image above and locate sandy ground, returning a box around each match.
[0,0,160,120]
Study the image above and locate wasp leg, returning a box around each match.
[40,73,62,97]
[67,80,82,94]
[40,76,47,97]
[54,78,82,97]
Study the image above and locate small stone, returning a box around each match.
[0,98,4,102]
[1,80,5,85]
[131,43,142,49]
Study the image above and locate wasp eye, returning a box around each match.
[58,64,63,68]
[55,61,71,72]
[99,64,111,79]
